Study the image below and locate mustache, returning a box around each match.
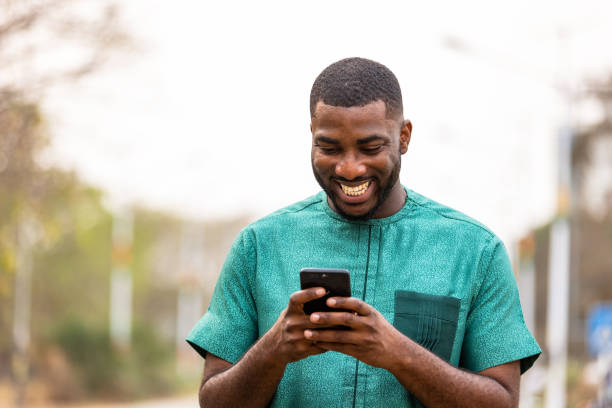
[331,176,372,183]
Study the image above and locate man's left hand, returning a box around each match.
[303,297,404,369]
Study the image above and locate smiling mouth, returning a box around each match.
[340,181,370,196]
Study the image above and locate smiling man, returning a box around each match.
[310,100,407,221]
[187,57,541,407]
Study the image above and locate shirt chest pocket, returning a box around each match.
[393,290,460,362]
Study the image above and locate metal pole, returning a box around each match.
[110,207,133,349]
[518,234,538,408]
[12,219,36,406]
[545,128,573,408]
[176,223,205,373]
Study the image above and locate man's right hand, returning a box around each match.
[266,287,330,364]
[199,286,330,408]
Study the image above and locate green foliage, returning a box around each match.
[51,319,118,395]
[0,2,193,402]
[31,180,113,334]
[128,322,179,396]
[51,318,179,400]
[0,91,188,400]
[0,92,49,374]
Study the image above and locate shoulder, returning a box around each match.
[239,192,326,238]
[405,189,499,246]
[259,192,325,221]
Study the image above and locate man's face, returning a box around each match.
[310,100,411,220]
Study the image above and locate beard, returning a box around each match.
[311,153,401,221]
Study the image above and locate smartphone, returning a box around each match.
[300,268,351,315]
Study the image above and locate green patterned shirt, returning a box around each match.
[187,188,541,407]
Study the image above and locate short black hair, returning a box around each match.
[310,57,403,118]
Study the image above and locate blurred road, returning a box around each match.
[29,396,198,408]
[72,396,197,408]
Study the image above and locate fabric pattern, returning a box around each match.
[187,188,541,407]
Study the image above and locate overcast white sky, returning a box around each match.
[41,0,612,248]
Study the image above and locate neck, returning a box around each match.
[371,182,406,218]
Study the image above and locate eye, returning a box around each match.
[362,145,383,153]
[317,145,339,154]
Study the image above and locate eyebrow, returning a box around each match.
[314,134,387,145]
[356,135,386,145]
[314,136,340,145]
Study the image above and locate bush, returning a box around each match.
[49,318,179,401]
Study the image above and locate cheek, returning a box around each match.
[371,155,399,178]
[312,154,335,173]
[373,155,395,172]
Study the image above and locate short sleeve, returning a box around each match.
[186,228,258,364]
[460,239,541,374]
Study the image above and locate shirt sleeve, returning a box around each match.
[186,228,258,364]
[460,238,541,374]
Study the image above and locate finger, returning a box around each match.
[327,297,371,316]
[310,344,328,355]
[310,311,361,328]
[288,287,326,313]
[314,342,359,356]
[304,328,358,344]
[282,313,335,332]
[292,315,336,330]
[294,339,328,357]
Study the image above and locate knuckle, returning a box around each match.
[343,313,355,325]
[310,288,324,299]
[284,317,299,331]
[340,299,355,310]
[287,331,302,343]
[289,292,300,304]
[363,317,375,331]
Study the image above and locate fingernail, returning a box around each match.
[316,288,325,296]
[311,314,320,322]
[327,298,336,306]
[304,330,312,338]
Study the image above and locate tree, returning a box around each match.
[0,0,130,96]
[0,0,129,402]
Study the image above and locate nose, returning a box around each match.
[335,153,366,180]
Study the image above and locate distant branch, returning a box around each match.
[0,0,132,93]
[0,0,66,39]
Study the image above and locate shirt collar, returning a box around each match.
[318,185,413,225]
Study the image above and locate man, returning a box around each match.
[187,57,541,407]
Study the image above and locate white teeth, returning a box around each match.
[340,181,370,196]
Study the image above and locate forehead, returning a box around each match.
[311,100,397,133]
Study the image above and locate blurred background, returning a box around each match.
[1,0,612,407]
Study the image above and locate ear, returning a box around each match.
[399,119,412,154]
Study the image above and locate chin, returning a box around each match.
[335,201,380,221]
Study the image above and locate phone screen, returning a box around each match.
[300,268,351,315]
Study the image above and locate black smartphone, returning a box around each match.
[300,268,351,315]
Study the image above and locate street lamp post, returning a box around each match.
[443,32,576,408]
